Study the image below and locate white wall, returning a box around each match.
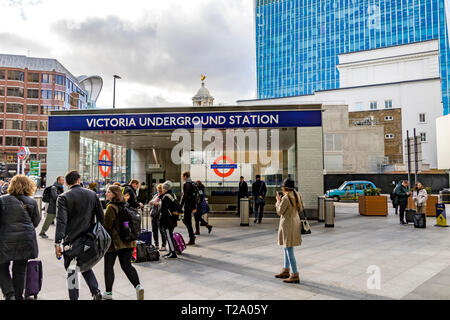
[436,115,450,170]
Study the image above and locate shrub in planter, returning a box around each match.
[359,187,388,216]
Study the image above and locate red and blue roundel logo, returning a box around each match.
[211,155,237,178]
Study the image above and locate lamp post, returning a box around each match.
[113,75,121,108]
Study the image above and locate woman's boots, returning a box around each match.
[274,268,290,279]
[283,272,300,284]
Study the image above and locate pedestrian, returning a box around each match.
[102,185,144,300]
[237,176,248,216]
[180,171,198,245]
[39,176,64,239]
[149,184,167,251]
[252,174,267,224]
[394,180,411,225]
[413,182,428,214]
[194,181,212,235]
[54,171,104,300]
[274,178,302,284]
[122,179,143,209]
[390,181,399,215]
[0,175,41,300]
[159,181,179,259]
[88,182,98,193]
[137,182,149,205]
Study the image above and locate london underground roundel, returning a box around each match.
[211,155,237,178]
[98,150,112,178]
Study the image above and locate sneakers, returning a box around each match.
[93,291,103,300]
[135,285,144,300]
[101,292,113,300]
[164,252,178,259]
[400,221,407,225]
[254,219,258,223]
[39,233,48,239]
[207,225,213,234]
[186,240,195,246]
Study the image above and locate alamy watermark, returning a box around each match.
[366,265,381,290]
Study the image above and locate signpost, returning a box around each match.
[30,160,41,177]
[17,147,30,175]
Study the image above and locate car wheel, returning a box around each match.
[333,196,340,202]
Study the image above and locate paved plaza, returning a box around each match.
[34,202,450,300]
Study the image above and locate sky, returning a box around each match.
[0,0,256,108]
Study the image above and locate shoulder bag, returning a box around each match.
[255,182,266,205]
[298,196,311,235]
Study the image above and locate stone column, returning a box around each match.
[47,131,80,187]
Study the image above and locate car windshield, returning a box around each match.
[338,182,348,191]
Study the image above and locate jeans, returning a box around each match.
[151,216,166,247]
[0,260,28,300]
[104,248,140,292]
[283,247,298,274]
[64,256,100,300]
[40,213,56,235]
[182,210,195,242]
[161,226,176,254]
[254,200,265,222]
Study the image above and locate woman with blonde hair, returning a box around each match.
[0,175,41,300]
[274,178,302,284]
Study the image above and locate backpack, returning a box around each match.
[163,193,183,220]
[115,203,141,243]
[186,181,200,208]
[42,186,53,203]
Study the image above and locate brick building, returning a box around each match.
[349,108,403,165]
[0,54,102,180]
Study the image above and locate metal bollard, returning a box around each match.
[240,198,250,226]
[324,198,335,228]
[34,196,43,215]
[205,198,209,224]
[318,196,325,222]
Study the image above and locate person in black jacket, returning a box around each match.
[0,175,41,300]
[394,180,411,225]
[252,175,267,224]
[237,176,248,216]
[194,181,212,235]
[39,176,64,239]
[180,171,198,245]
[122,179,143,209]
[159,181,178,259]
[54,171,104,301]
[390,181,399,215]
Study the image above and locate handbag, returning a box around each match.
[298,196,311,235]
[255,182,266,205]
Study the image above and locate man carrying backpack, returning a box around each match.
[39,176,64,239]
[180,171,198,246]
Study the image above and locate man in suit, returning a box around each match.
[237,176,248,216]
[252,175,267,224]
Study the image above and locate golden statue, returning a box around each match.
[201,74,206,82]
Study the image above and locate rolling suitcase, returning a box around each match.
[413,213,426,228]
[173,232,186,254]
[24,260,43,299]
[138,206,152,245]
[405,209,415,224]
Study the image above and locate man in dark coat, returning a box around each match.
[237,176,248,216]
[252,175,267,224]
[180,171,198,246]
[122,179,143,209]
[394,180,411,225]
[55,171,104,301]
[39,176,64,239]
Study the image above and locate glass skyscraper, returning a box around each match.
[255,0,450,115]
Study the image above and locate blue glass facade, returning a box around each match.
[256,0,450,115]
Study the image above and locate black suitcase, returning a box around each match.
[413,213,426,228]
[405,209,415,223]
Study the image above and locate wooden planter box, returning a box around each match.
[407,195,438,217]
[359,195,388,216]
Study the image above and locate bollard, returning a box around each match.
[324,198,335,228]
[34,195,43,215]
[318,196,325,222]
[205,197,209,224]
[240,198,250,226]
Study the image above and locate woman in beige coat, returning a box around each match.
[274,178,302,284]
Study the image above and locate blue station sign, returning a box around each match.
[48,110,322,132]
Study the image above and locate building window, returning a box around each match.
[27,73,40,83]
[27,89,39,99]
[25,137,37,147]
[5,136,22,146]
[39,154,47,162]
[40,121,48,131]
[420,132,427,142]
[5,120,22,130]
[6,153,18,163]
[0,70,4,80]
[325,134,343,152]
[6,103,23,114]
[55,75,65,86]
[26,105,39,115]
[41,90,53,99]
[419,113,426,124]
[384,116,394,121]
[40,105,50,115]
[7,71,24,81]
[385,134,394,139]
[7,87,24,98]
[0,87,4,96]
[385,100,393,108]
[39,138,47,147]
[41,74,53,83]
[29,154,37,160]
[355,102,363,111]
[25,121,38,131]
[0,120,3,129]
[370,101,377,110]
[0,103,3,112]
[55,91,65,101]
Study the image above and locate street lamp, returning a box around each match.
[113,75,122,108]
